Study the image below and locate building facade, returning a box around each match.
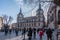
[56,6,60,29]
[11,23,17,29]
[17,3,45,29]
[47,2,60,29]
[47,2,55,29]
[0,17,3,29]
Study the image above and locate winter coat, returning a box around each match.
[28,29,32,37]
[46,29,52,37]
[39,31,44,37]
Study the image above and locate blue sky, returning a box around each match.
[0,0,19,23]
[0,0,50,23]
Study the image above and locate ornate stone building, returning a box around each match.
[11,23,17,29]
[17,3,45,29]
[47,2,60,29]
[47,2,55,29]
[0,17,3,29]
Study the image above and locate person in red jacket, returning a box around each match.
[39,29,44,40]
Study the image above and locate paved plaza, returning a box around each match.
[0,30,57,40]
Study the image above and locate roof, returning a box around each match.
[23,16,37,20]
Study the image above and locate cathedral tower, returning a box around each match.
[17,8,24,27]
[36,0,45,28]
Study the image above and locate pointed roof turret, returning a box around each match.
[19,7,22,14]
[39,0,41,10]
[19,7,23,15]
[18,7,24,18]
[36,0,44,16]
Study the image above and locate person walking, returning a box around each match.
[28,27,32,40]
[4,24,9,36]
[9,29,12,34]
[37,28,40,34]
[46,28,53,40]
[5,28,8,35]
[39,29,44,40]
[15,28,19,36]
[33,28,36,39]
[22,27,26,40]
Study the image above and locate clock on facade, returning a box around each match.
[19,15,22,17]
[40,10,43,14]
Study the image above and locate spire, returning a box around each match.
[19,3,22,14]
[20,7,22,14]
[19,7,24,17]
[39,0,41,9]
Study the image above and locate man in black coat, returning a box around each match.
[15,28,18,36]
[28,27,32,40]
[22,27,26,40]
[33,28,36,39]
[46,28,53,40]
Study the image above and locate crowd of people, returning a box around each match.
[22,27,53,40]
[27,28,53,40]
[3,27,53,40]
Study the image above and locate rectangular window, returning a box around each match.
[32,24,33,26]
[34,23,36,26]
[38,23,40,26]
[50,14,53,22]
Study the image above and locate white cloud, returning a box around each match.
[14,0,37,16]
[14,0,50,21]
[14,0,23,7]
[32,12,36,16]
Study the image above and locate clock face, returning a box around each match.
[40,10,43,14]
[19,15,22,17]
